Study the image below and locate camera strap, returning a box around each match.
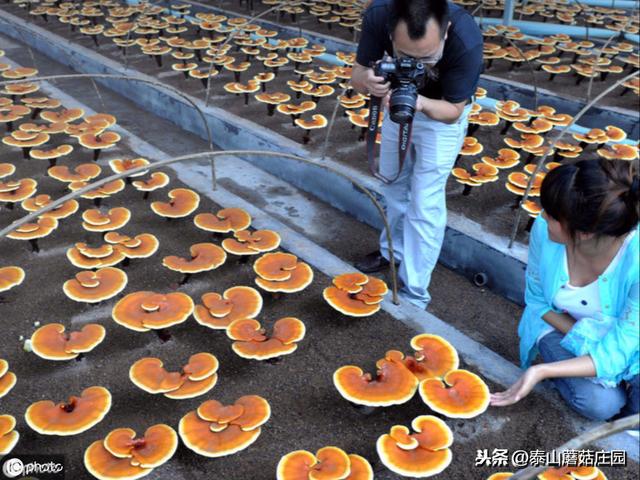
[366,96,413,184]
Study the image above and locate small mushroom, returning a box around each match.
[78,131,121,161]
[402,334,459,381]
[29,144,74,167]
[163,243,226,284]
[30,323,106,361]
[63,267,128,304]
[276,101,317,126]
[597,143,638,161]
[255,92,291,116]
[226,317,306,360]
[377,415,452,478]
[481,148,521,169]
[70,179,126,208]
[419,369,490,418]
[104,232,160,261]
[277,447,373,480]
[7,216,58,252]
[0,178,37,209]
[82,207,131,232]
[194,207,251,235]
[108,157,150,182]
[129,352,218,399]
[112,291,194,332]
[151,188,200,219]
[2,131,49,159]
[48,163,102,183]
[222,229,281,260]
[323,273,388,317]
[85,424,177,480]
[67,242,126,269]
[0,360,17,398]
[295,114,328,144]
[333,350,419,407]
[0,415,19,455]
[25,386,111,435]
[194,286,263,330]
[179,395,270,458]
[132,172,170,200]
[254,252,314,295]
[0,266,25,293]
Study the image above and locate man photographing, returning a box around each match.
[352,0,483,309]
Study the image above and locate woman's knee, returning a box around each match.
[565,382,627,421]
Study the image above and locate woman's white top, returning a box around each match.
[536,229,637,346]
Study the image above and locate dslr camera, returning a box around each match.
[374,57,426,124]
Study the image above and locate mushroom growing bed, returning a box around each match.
[1,0,638,245]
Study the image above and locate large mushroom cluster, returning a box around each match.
[324,272,388,317]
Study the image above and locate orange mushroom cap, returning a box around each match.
[31,323,106,361]
[78,131,121,150]
[376,415,453,478]
[7,216,58,240]
[25,386,111,435]
[103,424,178,469]
[109,158,150,177]
[538,466,601,480]
[132,172,170,192]
[323,276,387,316]
[403,334,459,381]
[597,143,638,161]
[277,447,351,480]
[48,163,102,183]
[104,232,160,259]
[194,207,252,233]
[0,266,25,293]
[112,291,194,332]
[82,207,131,232]
[197,395,271,432]
[487,474,514,480]
[0,360,17,399]
[163,243,226,274]
[63,267,128,303]
[334,350,419,406]
[222,229,281,255]
[256,261,314,293]
[67,243,126,269]
[0,178,37,203]
[227,317,306,360]
[22,195,79,219]
[194,286,263,329]
[419,369,490,418]
[151,188,200,218]
[0,415,19,455]
[84,440,152,480]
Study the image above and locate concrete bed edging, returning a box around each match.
[9,50,636,459]
[1,9,533,305]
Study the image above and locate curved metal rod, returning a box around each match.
[0,73,217,189]
[510,413,639,480]
[586,23,631,102]
[203,1,299,107]
[0,149,400,304]
[507,70,638,248]
[321,85,349,160]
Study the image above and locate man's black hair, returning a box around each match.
[389,0,450,39]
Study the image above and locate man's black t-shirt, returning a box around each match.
[356,0,484,104]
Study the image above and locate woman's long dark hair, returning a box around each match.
[540,158,639,240]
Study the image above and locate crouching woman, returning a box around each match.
[491,158,639,426]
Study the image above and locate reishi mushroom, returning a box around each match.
[226,317,306,361]
[419,369,490,418]
[112,291,194,333]
[333,350,419,407]
[194,286,263,330]
[0,415,19,455]
[323,272,388,317]
[129,352,219,399]
[7,216,58,253]
[132,172,170,199]
[403,333,459,381]
[254,252,314,295]
[163,243,226,283]
[25,386,111,435]
[63,267,128,303]
[377,415,453,478]
[104,232,160,262]
[179,395,270,458]
[194,207,251,235]
[21,194,79,220]
[84,424,177,480]
[151,188,200,219]
[0,266,25,293]
[67,242,126,269]
[31,323,106,361]
[0,360,16,398]
[222,229,281,260]
[277,447,373,480]
[82,207,131,232]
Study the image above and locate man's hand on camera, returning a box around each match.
[365,69,391,97]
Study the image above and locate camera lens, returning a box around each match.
[389,84,418,124]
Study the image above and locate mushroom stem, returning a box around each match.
[467,124,479,136]
[462,184,473,196]
[5,202,14,210]
[93,150,101,162]
[575,76,584,86]
[179,273,191,285]
[358,127,366,142]
[30,107,41,119]
[454,154,461,167]
[93,198,102,208]
[142,192,150,200]
[48,158,58,168]
[302,130,310,144]
[5,121,13,132]
[350,403,377,415]
[155,329,172,342]
[121,258,130,267]
[548,73,556,81]
[22,147,31,159]
[75,352,85,362]
[154,55,162,68]
[238,256,249,264]
[267,104,276,116]
[265,357,282,364]
[485,59,494,70]
[261,82,267,93]
[92,36,99,47]
[234,72,241,82]
[512,195,522,210]
[500,122,511,135]
[271,292,282,300]
[243,93,249,106]
[29,239,40,253]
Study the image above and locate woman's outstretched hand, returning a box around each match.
[490,365,545,407]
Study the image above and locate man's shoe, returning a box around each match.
[354,250,396,273]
